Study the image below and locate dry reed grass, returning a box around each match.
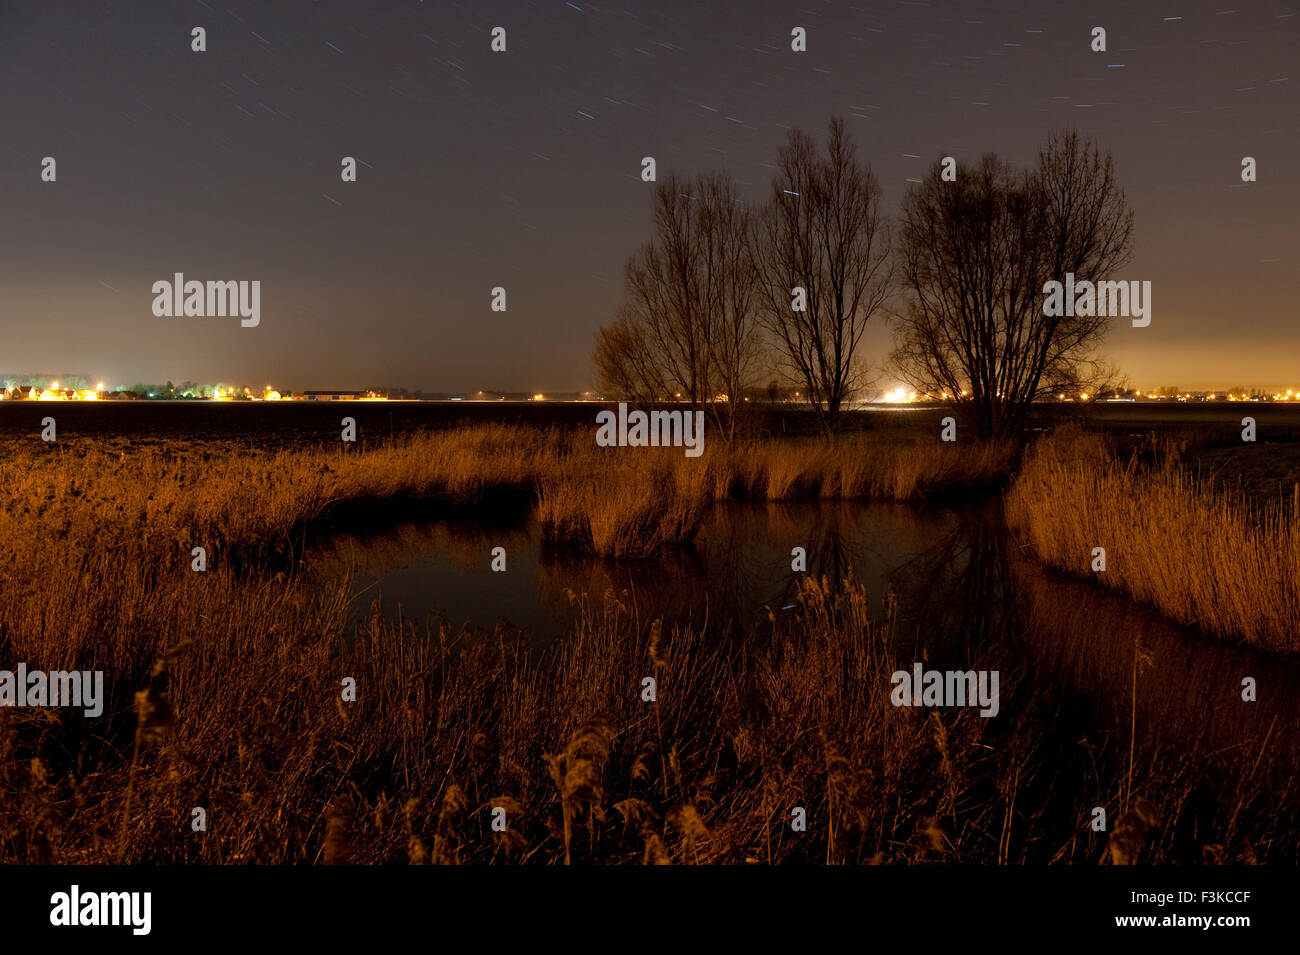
[0,424,1013,565]
[6,559,1277,863]
[0,425,1289,863]
[0,563,1034,864]
[536,432,1016,556]
[1006,425,1300,654]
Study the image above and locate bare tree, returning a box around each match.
[593,171,761,439]
[697,172,761,439]
[892,129,1135,439]
[593,312,670,401]
[752,116,893,434]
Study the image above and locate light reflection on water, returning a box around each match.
[306,500,962,643]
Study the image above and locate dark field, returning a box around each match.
[6,401,1299,505]
[5,397,1300,444]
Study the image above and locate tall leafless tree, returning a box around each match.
[698,173,763,438]
[751,116,893,434]
[593,171,761,440]
[892,130,1135,439]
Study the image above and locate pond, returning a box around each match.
[304,497,1300,861]
[307,500,963,644]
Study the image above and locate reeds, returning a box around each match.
[4,423,1283,864]
[6,554,1282,864]
[1006,425,1300,654]
[0,560,1024,864]
[0,424,1013,566]
[536,432,1015,556]
[536,452,713,558]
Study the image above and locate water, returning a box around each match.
[306,500,965,643]
[304,497,1300,859]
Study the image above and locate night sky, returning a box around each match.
[1,0,1295,392]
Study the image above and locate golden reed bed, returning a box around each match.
[1006,426,1300,655]
[3,424,1291,863]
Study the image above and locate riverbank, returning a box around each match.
[1006,426,1300,655]
[0,424,1016,566]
